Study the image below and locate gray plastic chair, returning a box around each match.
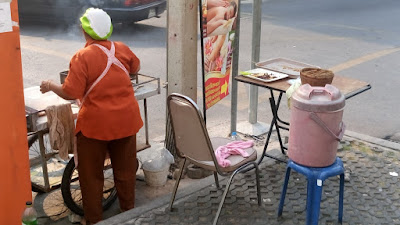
[167,93,261,225]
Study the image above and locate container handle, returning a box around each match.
[304,84,340,100]
[309,88,332,98]
[309,112,346,141]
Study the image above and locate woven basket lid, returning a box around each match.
[300,68,334,79]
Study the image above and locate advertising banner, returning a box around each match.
[201,0,239,109]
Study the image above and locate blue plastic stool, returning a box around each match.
[278,157,344,225]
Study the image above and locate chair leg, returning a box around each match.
[304,176,314,225]
[213,170,240,225]
[214,172,220,189]
[168,158,186,211]
[278,167,291,217]
[309,179,323,225]
[339,173,344,224]
[252,162,262,206]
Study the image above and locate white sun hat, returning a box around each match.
[80,8,113,40]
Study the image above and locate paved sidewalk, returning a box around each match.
[99,134,400,225]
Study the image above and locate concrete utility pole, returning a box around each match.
[237,0,268,136]
[165,0,198,158]
[166,0,198,101]
[249,0,262,123]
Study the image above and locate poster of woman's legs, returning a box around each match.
[201,0,239,109]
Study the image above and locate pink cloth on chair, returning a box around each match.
[215,140,254,167]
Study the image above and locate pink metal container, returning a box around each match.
[288,84,346,167]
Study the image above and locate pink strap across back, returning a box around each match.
[73,42,130,167]
[81,42,130,105]
[215,140,254,167]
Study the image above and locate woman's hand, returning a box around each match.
[40,80,76,100]
[40,80,52,93]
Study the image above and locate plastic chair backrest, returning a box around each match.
[167,94,215,162]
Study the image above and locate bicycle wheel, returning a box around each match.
[61,157,117,216]
[28,132,62,193]
[28,132,54,157]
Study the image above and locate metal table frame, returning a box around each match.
[131,74,161,151]
[235,75,371,164]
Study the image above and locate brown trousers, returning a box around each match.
[76,132,137,223]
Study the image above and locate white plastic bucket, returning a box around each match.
[143,165,169,187]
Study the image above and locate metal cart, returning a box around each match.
[26,72,161,215]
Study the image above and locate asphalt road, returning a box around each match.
[238,0,400,141]
[20,0,400,147]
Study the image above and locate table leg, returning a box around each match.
[38,130,51,191]
[256,90,290,164]
[257,109,280,164]
[256,96,287,164]
[272,91,290,127]
[137,98,151,152]
[270,91,287,155]
[144,98,149,146]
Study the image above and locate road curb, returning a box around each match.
[99,148,284,225]
[345,130,400,151]
[99,128,399,224]
[98,174,218,225]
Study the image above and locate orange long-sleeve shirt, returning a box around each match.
[62,39,143,140]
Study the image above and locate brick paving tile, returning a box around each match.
[122,140,400,225]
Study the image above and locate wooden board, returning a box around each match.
[137,142,151,152]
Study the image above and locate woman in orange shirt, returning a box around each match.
[40,8,143,225]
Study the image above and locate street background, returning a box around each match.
[20,0,400,223]
[20,0,400,143]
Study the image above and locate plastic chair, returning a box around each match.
[167,93,261,225]
[278,157,344,225]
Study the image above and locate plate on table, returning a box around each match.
[240,68,289,83]
[255,58,319,78]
